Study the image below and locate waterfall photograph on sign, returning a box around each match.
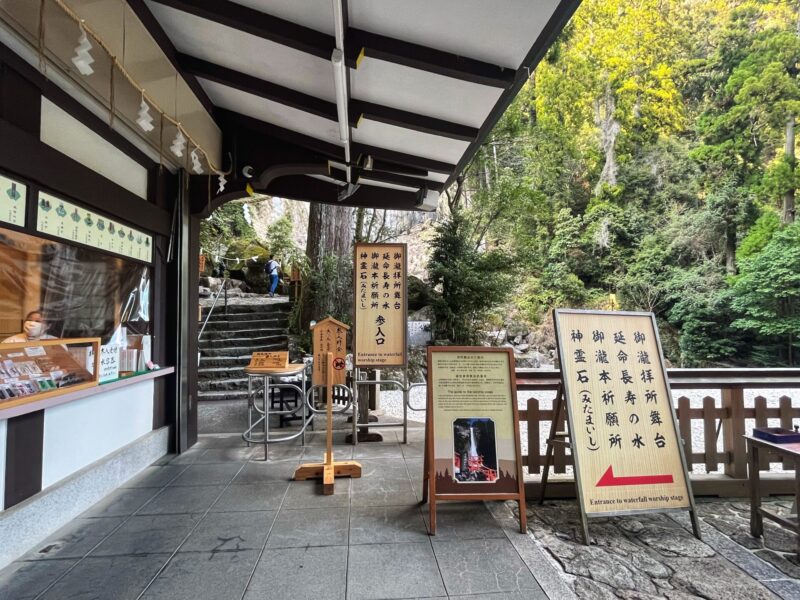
[453,418,498,483]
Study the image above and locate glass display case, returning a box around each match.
[0,337,100,408]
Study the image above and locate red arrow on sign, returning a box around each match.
[596,465,674,487]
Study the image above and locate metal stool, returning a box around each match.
[242,363,311,460]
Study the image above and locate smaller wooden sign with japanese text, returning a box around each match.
[312,317,349,387]
[248,351,289,370]
[353,243,407,367]
[554,309,693,516]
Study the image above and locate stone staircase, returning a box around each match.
[198,299,292,431]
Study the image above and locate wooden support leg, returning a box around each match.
[749,444,763,538]
[539,389,563,505]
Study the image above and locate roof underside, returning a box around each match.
[133,0,579,211]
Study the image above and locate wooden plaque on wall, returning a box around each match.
[353,243,407,368]
[553,309,699,538]
[423,346,526,534]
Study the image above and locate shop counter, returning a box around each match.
[0,366,174,421]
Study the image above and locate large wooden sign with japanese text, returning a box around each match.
[554,309,692,515]
[423,347,526,534]
[353,243,407,367]
[312,317,349,387]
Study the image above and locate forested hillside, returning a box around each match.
[439,0,800,367]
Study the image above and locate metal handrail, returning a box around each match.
[198,277,228,341]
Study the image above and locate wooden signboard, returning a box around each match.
[248,351,289,370]
[312,317,349,387]
[551,309,700,543]
[353,243,407,367]
[423,347,526,534]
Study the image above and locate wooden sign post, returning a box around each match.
[294,352,362,494]
[423,347,527,534]
[311,317,349,388]
[546,309,700,544]
[353,243,407,368]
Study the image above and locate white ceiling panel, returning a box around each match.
[352,119,469,165]
[349,0,560,69]
[145,1,336,101]
[200,79,341,144]
[350,58,503,128]
[230,0,336,35]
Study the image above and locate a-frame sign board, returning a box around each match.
[422,347,526,535]
[544,309,701,544]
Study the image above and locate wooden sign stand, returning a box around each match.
[294,352,361,494]
[422,347,527,535]
[546,309,701,545]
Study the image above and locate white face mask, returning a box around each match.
[23,321,44,338]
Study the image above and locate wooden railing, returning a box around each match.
[515,368,800,497]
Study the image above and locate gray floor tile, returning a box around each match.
[181,510,276,552]
[92,514,200,556]
[351,478,419,506]
[245,545,347,600]
[449,594,536,599]
[0,559,76,600]
[283,478,352,509]
[168,463,243,487]
[195,435,246,449]
[401,442,426,459]
[251,444,305,462]
[39,554,169,600]
[358,459,412,480]
[267,507,349,548]
[302,444,354,460]
[422,502,506,541]
[353,443,405,459]
[168,448,208,465]
[193,446,255,463]
[82,486,162,518]
[138,485,224,515]
[233,460,298,484]
[142,550,260,600]
[347,542,446,600]
[349,505,428,545]
[210,483,289,512]
[433,538,541,596]
[24,517,124,560]
[765,578,800,600]
[122,465,187,488]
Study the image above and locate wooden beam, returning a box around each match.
[147,0,514,88]
[351,142,454,174]
[125,0,216,117]
[179,54,477,142]
[146,0,334,60]
[347,28,515,89]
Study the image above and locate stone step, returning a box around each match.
[200,302,292,317]
[200,327,285,341]
[199,356,252,368]
[198,377,250,392]
[198,366,247,380]
[198,334,287,350]
[200,343,287,358]
[200,318,288,331]
[197,390,250,401]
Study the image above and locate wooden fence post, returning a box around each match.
[779,396,793,470]
[527,398,540,474]
[722,387,746,479]
[754,396,769,470]
[703,396,717,473]
[678,397,693,473]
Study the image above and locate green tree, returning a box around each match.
[731,223,800,364]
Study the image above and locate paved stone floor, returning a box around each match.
[1,424,799,600]
[0,426,567,600]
